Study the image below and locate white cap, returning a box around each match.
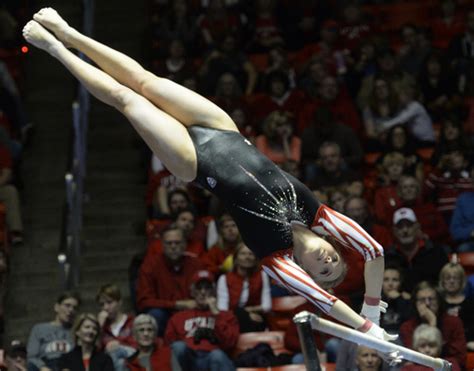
[393,208,417,224]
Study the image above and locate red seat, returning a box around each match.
[466,352,474,371]
[449,253,474,275]
[266,296,307,331]
[416,147,435,163]
[236,363,335,370]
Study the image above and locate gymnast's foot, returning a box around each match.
[33,7,72,46]
[23,20,63,55]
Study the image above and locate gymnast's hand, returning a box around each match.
[360,296,388,326]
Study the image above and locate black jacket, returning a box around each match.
[58,346,114,371]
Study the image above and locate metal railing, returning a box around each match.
[58,0,94,289]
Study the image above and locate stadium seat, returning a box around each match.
[457,253,474,275]
[267,296,307,331]
[466,352,474,371]
[233,331,289,358]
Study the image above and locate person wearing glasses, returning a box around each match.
[399,281,466,369]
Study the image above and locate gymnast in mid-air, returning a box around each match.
[23,8,396,341]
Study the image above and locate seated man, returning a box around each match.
[136,225,204,336]
[384,208,448,293]
[165,270,239,371]
[26,292,80,371]
[126,314,174,371]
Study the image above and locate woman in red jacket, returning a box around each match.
[399,281,467,369]
[216,243,271,332]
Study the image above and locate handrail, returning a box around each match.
[58,0,94,290]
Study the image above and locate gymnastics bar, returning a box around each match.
[293,311,452,371]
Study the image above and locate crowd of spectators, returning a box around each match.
[4,0,474,370]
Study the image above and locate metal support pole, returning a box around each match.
[293,312,321,371]
[294,311,452,371]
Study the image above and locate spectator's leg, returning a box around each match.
[146,308,170,337]
[170,341,194,371]
[32,8,238,133]
[207,349,236,371]
[291,352,305,364]
[107,345,136,371]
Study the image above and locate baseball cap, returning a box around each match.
[191,270,215,286]
[5,340,27,359]
[393,208,417,225]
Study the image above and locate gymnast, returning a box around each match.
[23,8,396,342]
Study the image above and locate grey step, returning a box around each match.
[83,236,146,253]
[79,266,130,284]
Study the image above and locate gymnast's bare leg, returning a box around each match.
[31,7,238,133]
[23,20,199,181]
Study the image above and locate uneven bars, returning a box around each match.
[293,311,452,371]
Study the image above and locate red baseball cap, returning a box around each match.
[191,270,215,286]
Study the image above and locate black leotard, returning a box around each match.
[188,126,320,259]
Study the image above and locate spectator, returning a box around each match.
[165,270,239,371]
[96,284,136,371]
[157,0,198,53]
[126,314,174,371]
[336,342,389,371]
[173,208,206,257]
[298,75,362,136]
[344,196,374,236]
[357,48,415,111]
[431,116,472,169]
[58,313,113,371]
[344,39,378,99]
[199,33,257,96]
[401,324,461,371]
[255,111,301,165]
[262,47,297,89]
[229,107,255,139]
[204,213,241,275]
[375,152,406,188]
[327,187,348,214]
[380,265,411,335]
[450,162,474,252]
[136,226,204,336]
[212,72,246,114]
[4,340,27,371]
[374,175,450,246]
[431,0,465,50]
[217,243,271,332]
[250,70,305,124]
[338,3,372,52]
[418,52,456,122]
[400,281,466,368]
[247,0,285,52]
[309,141,361,193]
[447,9,474,73]
[381,125,424,181]
[27,292,80,371]
[425,148,474,222]
[301,107,363,183]
[376,84,435,145]
[438,262,474,351]
[151,39,195,83]
[385,208,448,293]
[362,76,399,146]
[397,24,431,77]
[298,57,329,98]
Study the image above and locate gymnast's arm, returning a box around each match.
[311,204,386,323]
[261,252,392,340]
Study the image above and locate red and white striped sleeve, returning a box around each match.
[261,250,337,314]
[311,204,384,261]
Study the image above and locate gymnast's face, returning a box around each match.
[292,224,343,285]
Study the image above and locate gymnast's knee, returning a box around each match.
[110,86,137,110]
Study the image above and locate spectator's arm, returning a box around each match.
[216,275,229,311]
[243,61,257,95]
[214,311,240,350]
[27,325,47,369]
[378,102,421,133]
[450,196,474,241]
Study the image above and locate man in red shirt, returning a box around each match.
[164,270,239,371]
[137,225,204,336]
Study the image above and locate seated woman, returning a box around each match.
[255,111,301,166]
[438,262,474,351]
[401,324,460,371]
[58,313,114,371]
[23,9,394,343]
[217,243,271,332]
[400,281,467,369]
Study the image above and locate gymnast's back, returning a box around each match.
[189,126,320,259]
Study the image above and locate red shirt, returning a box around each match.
[203,243,236,275]
[100,314,136,349]
[136,254,204,311]
[126,341,172,371]
[164,309,239,352]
